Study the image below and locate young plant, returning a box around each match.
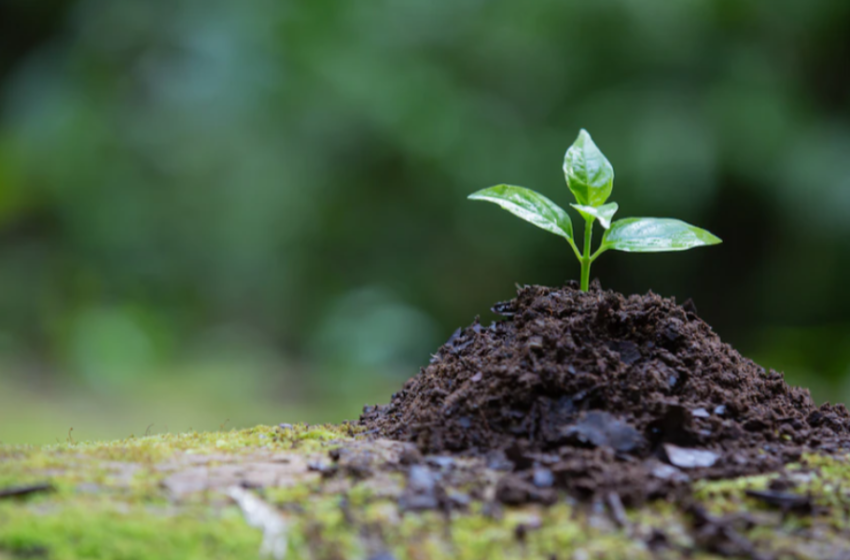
[469,129,721,291]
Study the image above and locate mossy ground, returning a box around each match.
[2,425,850,559]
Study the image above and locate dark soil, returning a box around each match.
[360,281,850,504]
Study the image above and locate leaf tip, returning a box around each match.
[700,228,723,246]
[467,185,498,200]
[574,128,601,151]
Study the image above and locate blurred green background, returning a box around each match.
[1,0,849,444]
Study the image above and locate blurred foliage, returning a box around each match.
[1,0,850,439]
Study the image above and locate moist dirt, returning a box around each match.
[360,281,850,505]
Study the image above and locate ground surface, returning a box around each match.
[3,424,850,560]
[5,286,850,559]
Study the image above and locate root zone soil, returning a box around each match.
[361,282,850,505]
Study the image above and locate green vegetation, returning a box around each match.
[3,0,850,438]
[469,130,722,291]
[0,504,262,560]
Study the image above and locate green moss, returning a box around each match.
[264,482,315,506]
[297,428,341,442]
[267,480,650,560]
[0,424,357,560]
[0,502,261,560]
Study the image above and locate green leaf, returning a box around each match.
[468,184,573,241]
[570,202,619,229]
[601,218,722,252]
[563,129,614,207]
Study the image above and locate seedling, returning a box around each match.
[469,129,721,291]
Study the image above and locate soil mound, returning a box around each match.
[361,282,850,504]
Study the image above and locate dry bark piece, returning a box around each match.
[663,444,719,469]
[561,411,644,452]
[744,489,815,514]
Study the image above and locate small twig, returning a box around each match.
[67,427,75,445]
[606,492,630,530]
[145,423,155,437]
[0,483,54,500]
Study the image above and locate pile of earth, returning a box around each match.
[360,281,850,504]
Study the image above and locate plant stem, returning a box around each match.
[580,217,593,291]
[567,237,583,261]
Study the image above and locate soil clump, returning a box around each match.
[361,281,850,504]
